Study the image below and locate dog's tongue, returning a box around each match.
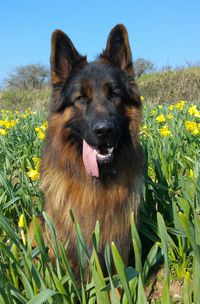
[82,140,99,177]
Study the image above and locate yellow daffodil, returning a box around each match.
[159,125,172,137]
[4,120,18,128]
[0,129,7,136]
[140,125,148,136]
[189,169,194,178]
[18,214,26,245]
[35,122,47,139]
[156,114,165,123]
[27,169,40,181]
[21,113,29,118]
[167,114,174,120]
[0,120,18,128]
[32,157,41,169]
[18,214,25,228]
[150,109,157,115]
[188,105,200,118]
[37,130,45,140]
[188,105,197,115]
[185,121,199,135]
[176,100,185,110]
[169,105,174,111]
[40,122,48,131]
[191,128,199,135]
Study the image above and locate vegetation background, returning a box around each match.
[1,60,200,111]
[0,0,200,301]
[0,58,199,303]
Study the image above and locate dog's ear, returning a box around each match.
[100,24,134,76]
[51,30,87,85]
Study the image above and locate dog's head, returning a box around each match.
[49,24,142,178]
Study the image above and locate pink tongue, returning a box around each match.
[82,140,99,177]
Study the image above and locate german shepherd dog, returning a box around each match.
[36,24,142,275]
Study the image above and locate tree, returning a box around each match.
[4,64,50,90]
[134,58,155,78]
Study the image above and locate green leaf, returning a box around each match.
[161,275,170,304]
[137,274,147,304]
[193,257,200,304]
[143,243,162,282]
[89,249,110,303]
[130,213,142,275]
[6,283,27,304]
[59,242,81,301]
[92,221,100,251]
[179,212,200,263]
[17,268,34,299]
[0,242,19,265]
[104,245,121,304]
[0,214,21,247]
[42,211,59,258]
[111,242,133,304]
[27,289,59,304]
[2,197,21,210]
[32,215,49,262]
[157,213,170,278]
[183,272,192,304]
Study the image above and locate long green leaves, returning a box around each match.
[0,102,200,302]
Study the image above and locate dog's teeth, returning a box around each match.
[94,146,114,162]
[108,147,114,153]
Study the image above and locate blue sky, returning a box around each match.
[0,0,199,86]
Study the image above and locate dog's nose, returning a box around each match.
[93,121,115,138]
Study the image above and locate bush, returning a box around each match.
[0,88,50,111]
[4,64,50,90]
[134,58,155,78]
[138,66,200,103]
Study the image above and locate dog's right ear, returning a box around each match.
[51,30,87,85]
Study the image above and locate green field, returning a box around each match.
[0,100,199,303]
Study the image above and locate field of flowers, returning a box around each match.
[0,100,199,303]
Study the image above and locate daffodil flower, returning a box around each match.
[27,169,40,181]
[0,129,7,136]
[159,125,172,137]
[18,214,26,246]
[156,114,165,123]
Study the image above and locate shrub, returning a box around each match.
[138,66,200,103]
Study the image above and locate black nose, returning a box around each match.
[93,121,115,138]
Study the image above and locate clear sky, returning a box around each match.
[0,0,199,86]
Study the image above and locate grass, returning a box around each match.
[0,100,199,303]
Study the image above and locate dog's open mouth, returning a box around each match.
[82,140,114,177]
[95,145,114,163]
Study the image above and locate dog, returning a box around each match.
[33,24,142,275]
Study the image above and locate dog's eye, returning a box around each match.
[108,89,121,101]
[75,96,88,104]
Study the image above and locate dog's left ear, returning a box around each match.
[101,24,134,76]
